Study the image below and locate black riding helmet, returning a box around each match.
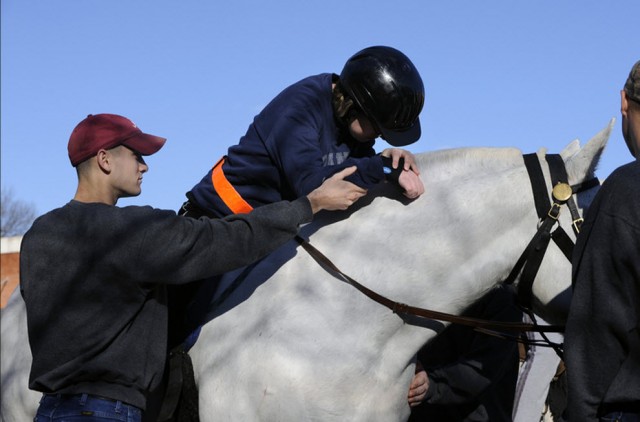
[340,46,425,147]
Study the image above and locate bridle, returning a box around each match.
[504,153,599,310]
[502,152,599,356]
[296,152,600,353]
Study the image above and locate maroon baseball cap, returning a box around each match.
[68,113,166,166]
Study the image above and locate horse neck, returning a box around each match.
[306,147,536,345]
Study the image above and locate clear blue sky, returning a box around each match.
[2,1,638,216]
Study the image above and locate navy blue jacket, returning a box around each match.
[188,73,385,217]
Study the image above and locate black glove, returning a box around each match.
[380,155,405,187]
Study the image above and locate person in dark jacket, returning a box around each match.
[408,285,523,422]
[174,46,431,408]
[20,113,365,422]
[180,45,426,220]
[564,60,640,421]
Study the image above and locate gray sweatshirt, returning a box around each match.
[20,198,312,410]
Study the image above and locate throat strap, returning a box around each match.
[509,154,579,309]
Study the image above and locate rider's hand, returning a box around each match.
[381,148,421,175]
[399,170,425,199]
[381,149,424,199]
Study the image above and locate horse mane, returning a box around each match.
[416,147,525,182]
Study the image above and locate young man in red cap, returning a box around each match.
[19,113,366,421]
[564,60,640,421]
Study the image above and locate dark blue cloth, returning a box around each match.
[409,285,522,422]
[35,394,142,421]
[188,73,385,217]
[600,411,640,422]
[565,160,640,421]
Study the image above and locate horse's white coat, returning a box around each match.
[0,120,612,421]
[0,288,40,422]
[190,121,612,421]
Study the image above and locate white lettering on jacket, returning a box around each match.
[322,151,350,166]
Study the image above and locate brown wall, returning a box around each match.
[1,237,22,308]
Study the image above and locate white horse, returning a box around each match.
[0,286,39,422]
[188,121,611,421]
[0,121,611,421]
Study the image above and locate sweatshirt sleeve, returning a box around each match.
[132,197,312,284]
[565,167,640,421]
[255,78,385,197]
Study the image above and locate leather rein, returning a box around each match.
[296,153,600,338]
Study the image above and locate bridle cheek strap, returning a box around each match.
[510,153,597,310]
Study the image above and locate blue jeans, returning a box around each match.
[35,393,142,422]
[600,411,640,422]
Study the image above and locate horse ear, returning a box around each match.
[560,139,581,160]
[565,118,615,183]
